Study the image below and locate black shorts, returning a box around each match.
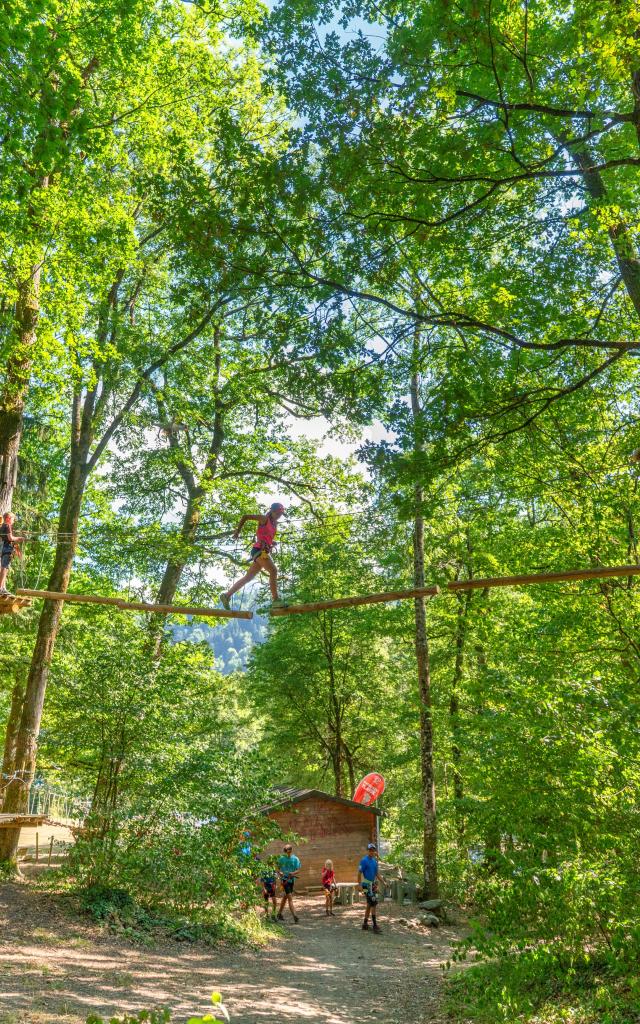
[1,551,12,570]
[362,884,378,907]
[250,545,272,563]
[282,878,295,895]
[263,882,276,900]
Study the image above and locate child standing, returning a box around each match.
[321,859,337,916]
[220,502,287,610]
[257,858,278,920]
[0,512,25,596]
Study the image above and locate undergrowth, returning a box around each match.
[36,875,273,948]
[444,947,640,1024]
[78,883,273,947]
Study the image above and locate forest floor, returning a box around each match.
[0,879,463,1024]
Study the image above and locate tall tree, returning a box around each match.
[0,0,293,862]
[262,0,640,454]
[0,0,157,508]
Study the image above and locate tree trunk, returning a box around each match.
[91,756,124,838]
[150,326,225,656]
[559,138,640,317]
[410,351,439,898]
[0,674,26,809]
[149,491,204,655]
[450,589,471,846]
[0,452,87,862]
[413,492,439,897]
[343,741,356,797]
[0,267,43,510]
[321,612,344,797]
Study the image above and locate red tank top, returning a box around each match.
[255,515,277,548]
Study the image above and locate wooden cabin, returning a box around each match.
[261,787,381,891]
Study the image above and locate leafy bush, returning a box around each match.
[68,810,275,924]
[445,947,640,1024]
[81,885,135,921]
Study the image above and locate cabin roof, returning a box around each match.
[260,786,382,817]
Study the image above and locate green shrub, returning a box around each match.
[86,991,230,1023]
[81,885,135,921]
[66,804,279,928]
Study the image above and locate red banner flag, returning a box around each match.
[353,772,385,806]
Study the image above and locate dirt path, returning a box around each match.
[0,882,459,1024]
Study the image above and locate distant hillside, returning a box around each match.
[172,611,268,674]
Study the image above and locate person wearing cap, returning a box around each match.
[358,842,384,933]
[276,843,301,922]
[220,502,288,610]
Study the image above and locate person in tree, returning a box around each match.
[0,512,25,596]
[276,842,301,922]
[321,858,337,916]
[358,842,384,933]
[220,502,288,610]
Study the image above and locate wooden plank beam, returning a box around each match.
[117,598,253,619]
[269,585,440,616]
[17,589,253,620]
[447,564,640,591]
[18,589,123,606]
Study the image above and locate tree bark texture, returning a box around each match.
[410,350,439,898]
[0,266,42,511]
[0,675,26,809]
[451,589,472,845]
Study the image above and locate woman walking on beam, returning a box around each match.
[220,502,288,610]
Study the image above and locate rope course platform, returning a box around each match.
[0,813,48,828]
[0,594,32,615]
[16,589,253,620]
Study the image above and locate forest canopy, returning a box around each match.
[1,2,639,1022]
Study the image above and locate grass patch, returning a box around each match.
[31,927,62,945]
[102,969,135,989]
[0,861,19,883]
[444,948,640,1024]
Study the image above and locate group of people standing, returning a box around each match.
[258,841,384,934]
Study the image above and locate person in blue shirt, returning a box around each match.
[276,843,301,922]
[358,842,384,933]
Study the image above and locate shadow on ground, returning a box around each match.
[0,883,456,1024]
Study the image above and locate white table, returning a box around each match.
[334,882,359,906]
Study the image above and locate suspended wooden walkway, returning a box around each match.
[16,589,253,619]
[446,564,640,591]
[269,584,441,616]
[2,564,637,621]
[270,564,640,615]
